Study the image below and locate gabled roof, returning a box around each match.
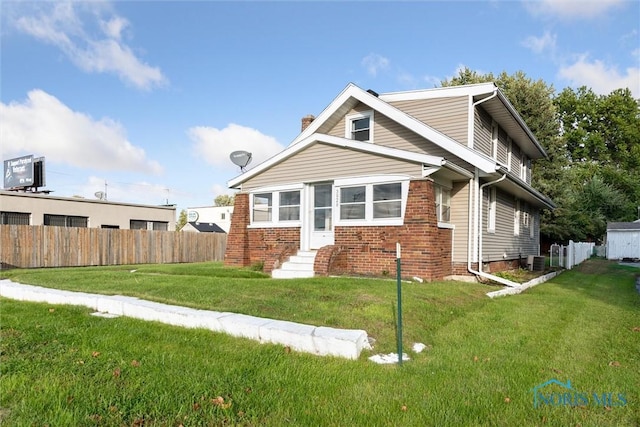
[379,82,548,159]
[290,83,498,173]
[228,133,447,189]
[186,222,226,233]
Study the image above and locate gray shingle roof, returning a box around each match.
[607,222,640,230]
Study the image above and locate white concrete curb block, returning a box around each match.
[0,280,370,360]
[486,270,563,298]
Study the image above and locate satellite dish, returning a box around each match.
[230,150,252,172]
[94,191,105,200]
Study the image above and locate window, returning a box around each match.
[340,186,366,220]
[373,183,402,219]
[507,138,512,171]
[152,221,168,231]
[491,122,499,159]
[337,180,407,224]
[279,191,300,221]
[345,111,373,142]
[221,213,225,220]
[250,188,301,225]
[1,211,30,225]
[530,211,535,238]
[514,199,520,236]
[130,220,148,230]
[434,185,451,223]
[487,188,496,233]
[44,214,88,227]
[520,155,528,180]
[252,193,272,222]
[313,184,332,231]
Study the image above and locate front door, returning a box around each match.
[308,183,334,249]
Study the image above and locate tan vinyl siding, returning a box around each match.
[242,142,422,190]
[387,96,469,145]
[509,143,522,179]
[474,108,492,156]
[497,128,509,165]
[482,188,539,262]
[329,103,475,173]
[450,181,470,262]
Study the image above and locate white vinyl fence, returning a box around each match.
[550,241,595,269]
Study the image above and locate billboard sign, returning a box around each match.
[4,155,34,189]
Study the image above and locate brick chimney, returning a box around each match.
[301,114,315,132]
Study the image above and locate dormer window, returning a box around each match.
[346,111,374,142]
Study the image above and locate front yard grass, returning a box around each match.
[1,259,639,426]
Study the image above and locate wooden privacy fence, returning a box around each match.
[1,225,227,268]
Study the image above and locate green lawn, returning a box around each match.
[1,259,639,426]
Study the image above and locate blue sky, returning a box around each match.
[2,0,639,214]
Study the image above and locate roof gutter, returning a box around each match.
[467,173,521,288]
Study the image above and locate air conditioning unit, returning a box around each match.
[527,255,545,271]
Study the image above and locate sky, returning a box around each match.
[1,0,639,215]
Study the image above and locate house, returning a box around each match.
[181,221,226,233]
[0,190,176,230]
[606,221,640,260]
[183,206,233,233]
[224,83,555,282]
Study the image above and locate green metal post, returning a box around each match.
[396,243,403,366]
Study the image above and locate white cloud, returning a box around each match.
[524,0,625,19]
[558,55,640,97]
[522,31,557,55]
[0,90,163,174]
[73,176,171,205]
[188,123,284,171]
[13,2,166,90]
[362,53,390,77]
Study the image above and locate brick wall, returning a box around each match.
[224,192,300,271]
[319,179,452,280]
[225,180,454,280]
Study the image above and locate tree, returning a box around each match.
[214,194,235,206]
[554,86,640,230]
[442,69,567,239]
[176,209,187,231]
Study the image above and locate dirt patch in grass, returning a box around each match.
[573,258,615,275]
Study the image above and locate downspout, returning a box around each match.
[467,89,498,262]
[466,88,519,287]
[468,173,520,288]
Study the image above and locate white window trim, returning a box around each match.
[335,176,409,226]
[345,110,374,143]
[506,137,512,171]
[514,199,520,236]
[438,222,455,229]
[487,187,496,233]
[249,184,303,228]
[434,184,452,224]
[491,121,499,160]
[530,211,535,239]
[520,154,528,181]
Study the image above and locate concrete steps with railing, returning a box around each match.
[271,250,316,279]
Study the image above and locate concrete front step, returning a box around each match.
[272,269,315,279]
[271,250,317,279]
